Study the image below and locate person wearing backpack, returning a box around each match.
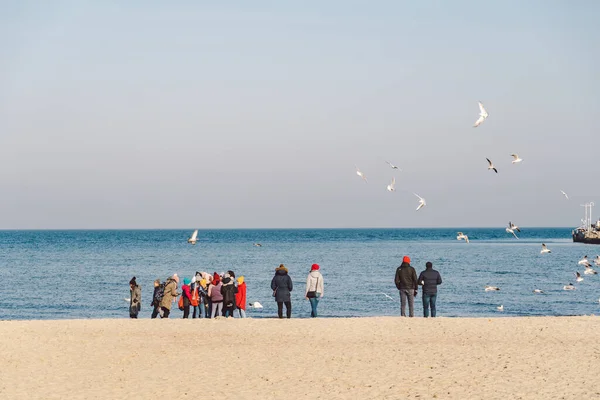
[150,279,163,319]
[159,274,180,318]
[220,272,238,318]
[190,276,201,318]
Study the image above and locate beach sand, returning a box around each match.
[1,316,599,399]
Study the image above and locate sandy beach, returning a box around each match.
[1,316,599,400]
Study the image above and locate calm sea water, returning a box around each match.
[1,228,598,320]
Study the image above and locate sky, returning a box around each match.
[1,1,599,229]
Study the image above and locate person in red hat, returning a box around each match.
[394,256,418,317]
[305,264,324,317]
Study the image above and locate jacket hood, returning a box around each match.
[309,270,321,278]
[276,264,288,274]
[222,277,234,286]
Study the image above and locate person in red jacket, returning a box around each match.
[181,278,192,319]
[235,276,247,318]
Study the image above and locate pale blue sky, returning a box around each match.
[1,1,599,229]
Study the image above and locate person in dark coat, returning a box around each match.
[129,277,141,319]
[220,272,238,318]
[271,264,293,319]
[418,262,443,317]
[394,256,418,317]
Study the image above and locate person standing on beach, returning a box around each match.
[220,272,238,318]
[418,262,442,318]
[394,256,418,317]
[159,274,180,318]
[129,277,141,319]
[150,279,162,319]
[235,276,247,318]
[190,276,201,318]
[305,264,324,318]
[271,264,293,319]
[181,278,192,319]
[208,272,224,318]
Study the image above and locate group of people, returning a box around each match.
[129,257,440,319]
[395,256,443,318]
[127,263,325,319]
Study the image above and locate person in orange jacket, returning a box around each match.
[235,276,247,318]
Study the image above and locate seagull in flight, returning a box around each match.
[486,158,498,173]
[578,256,591,267]
[541,243,551,254]
[563,283,576,291]
[385,161,401,170]
[560,190,569,200]
[248,302,263,309]
[575,271,584,282]
[583,265,597,275]
[508,222,521,233]
[254,243,262,247]
[594,255,600,266]
[355,166,367,183]
[506,223,519,239]
[457,232,469,243]
[496,305,504,312]
[188,229,199,245]
[511,154,523,164]
[414,193,426,211]
[533,289,544,294]
[386,177,396,192]
[473,101,489,127]
[377,292,395,301]
[485,285,500,292]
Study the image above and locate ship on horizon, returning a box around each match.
[572,202,600,244]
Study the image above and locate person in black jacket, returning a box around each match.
[394,256,418,317]
[271,264,293,318]
[220,273,238,318]
[418,262,442,317]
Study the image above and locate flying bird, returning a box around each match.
[486,158,498,173]
[377,292,395,300]
[541,243,551,254]
[485,286,500,292]
[578,256,591,267]
[583,265,597,275]
[508,222,521,233]
[254,243,262,247]
[248,302,263,309]
[560,190,569,200]
[473,101,489,127]
[385,161,400,170]
[533,289,544,294]
[457,232,469,243]
[355,166,368,183]
[188,229,199,245]
[497,305,504,312]
[414,193,426,211]
[386,177,396,192]
[506,224,519,239]
[594,255,600,266]
[575,271,584,282]
[563,284,576,291]
[511,154,523,164]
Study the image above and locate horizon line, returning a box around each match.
[0,226,576,231]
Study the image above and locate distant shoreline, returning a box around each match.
[0,227,574,231]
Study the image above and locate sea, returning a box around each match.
[1,228,598,320]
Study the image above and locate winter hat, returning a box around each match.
[183,278,191,285]
[311,264,320,271]
[403,256,411,264]
[212,272,221,284]
[129,277,137,285]
[227,270,236,278]
[276,264,288,272]
[237,276,244,284]
[172,273,180,283]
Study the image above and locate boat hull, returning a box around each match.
[572,230,600,244]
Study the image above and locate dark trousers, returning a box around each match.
[400,289,415,317]
[192,306,199,318]
[422,293,437,317]
[182,306,190,319]
[161,307,170,318]
[277,301,292,319]
[223,305,234,317]
[151,305,160,319]
[205,301,212,318]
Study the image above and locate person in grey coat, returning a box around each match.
[271,264,293,319]
[129,277,141,319]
